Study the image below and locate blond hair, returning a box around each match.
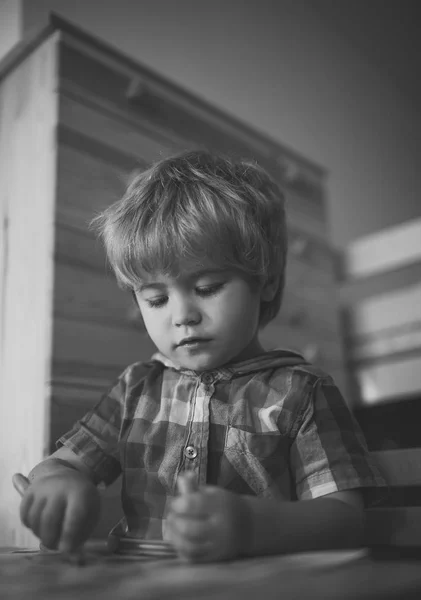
[91,150,287,327]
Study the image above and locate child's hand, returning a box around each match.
[19,470,100,553]
[167,480,250,562]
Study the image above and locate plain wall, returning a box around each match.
[22,0,421,248]
[0,0,23,57]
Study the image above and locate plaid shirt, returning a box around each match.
[57,349,385,540]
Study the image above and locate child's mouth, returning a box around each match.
[177,338,211,349]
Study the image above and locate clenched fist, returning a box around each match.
[18,469,100,553]
[167,481,250,562]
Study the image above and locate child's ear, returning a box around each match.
[260,274,279,302]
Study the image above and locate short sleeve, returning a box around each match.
[56,372,127,486]
[290,376,386,503]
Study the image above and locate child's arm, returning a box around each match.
[27,446,97,483]
[167,485,364,562]
[240,489,364,556]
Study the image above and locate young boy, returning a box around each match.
[17,150,384,562]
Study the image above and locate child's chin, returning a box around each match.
[178,355,222,372]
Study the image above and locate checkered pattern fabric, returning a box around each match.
[57,349,385,539]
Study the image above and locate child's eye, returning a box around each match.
[196,283,225,297]
[146,296,168,308]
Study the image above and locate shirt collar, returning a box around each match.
[151,348,306,380]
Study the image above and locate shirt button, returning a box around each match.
[202,373,214,385]
[184,445,198,459]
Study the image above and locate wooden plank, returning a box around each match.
[52,361,123,395]
[58,125,143,172]
[55,223,107,273]
[54,262,141,328]
[349,327,421,364]
[343,217,421,280]
[370,449,421,487]
[58,85,328,244]
[339,261,421,306]
[0,35,59,547]
[347,282,421,337]
[59,36,326,184]
[56,142,128,232]
[59,93,175,165]
[356,355,421,405]
[52,317,156,369]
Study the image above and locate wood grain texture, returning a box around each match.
[0,35,59,547]
[54,263,140,328]
[55,224,107,273]
[2,544,421,600]
[59,93,175,166]
[57,142,128,225]
[52,317,155,369]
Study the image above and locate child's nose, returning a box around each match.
[172,299,201,327]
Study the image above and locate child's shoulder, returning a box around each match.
[266,357,334,395]
[118,358,165,388]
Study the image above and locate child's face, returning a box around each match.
[134,263,265,371]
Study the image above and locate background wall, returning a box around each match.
[0,0,22,57]
[21,0,421,249]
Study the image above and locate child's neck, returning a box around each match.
[227,336,265,365]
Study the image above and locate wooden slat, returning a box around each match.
[52,317,155,369]
[0,35,59,548]
[370,449,421,487]
[349,327,421,364]
[339,261,421,306]
[59,37,326,185]
[55,223,107,273]
[347,282,421,338]
[59,94,174,165]
[356,355,421,405]
[54,262,141,328]
[57,142,128,220]
[344,217,421,280]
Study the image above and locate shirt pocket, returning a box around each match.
[224,426,290,498]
